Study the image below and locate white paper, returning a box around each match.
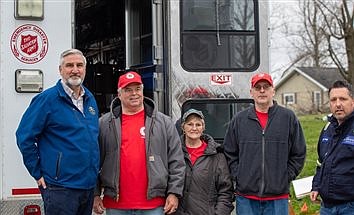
[292,176,314,199]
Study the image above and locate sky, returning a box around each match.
[269,1,300,82]
[269,0,350,84]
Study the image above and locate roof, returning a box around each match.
[276,67,344,91]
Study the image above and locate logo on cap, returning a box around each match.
[251,72,273,87]
[117,71,143,89]
[126,73,135,79]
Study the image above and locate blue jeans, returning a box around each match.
[39,183,94,215]
[320,201,354,215]
[106,207,164,215]
[236,195,288,215]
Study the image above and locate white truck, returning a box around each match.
[0,0,268,214]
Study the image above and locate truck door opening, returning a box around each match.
[74,0,155,114]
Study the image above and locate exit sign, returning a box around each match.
[210,73,232,85]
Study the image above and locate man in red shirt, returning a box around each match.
[224,73,306,215]
[93,71,185,215]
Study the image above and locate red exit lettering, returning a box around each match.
[210,74,232,85]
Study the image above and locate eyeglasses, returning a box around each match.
[253,84,272,91]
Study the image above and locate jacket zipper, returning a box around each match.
[260,130,265,196]
[146,117,154,200]
[55,152,62,180]
[112,118,120,201]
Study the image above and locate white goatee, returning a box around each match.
[67,77,82,87]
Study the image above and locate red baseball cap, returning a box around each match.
[117,71,143,89]
[251,73,273,87]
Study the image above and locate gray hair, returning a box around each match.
[59,49,87,66]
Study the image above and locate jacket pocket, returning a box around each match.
[55,152,62,180]
[148,155,168,190]
[331,174,354,201]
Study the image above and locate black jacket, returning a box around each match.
[312,113,354,206]
[176,134,234,215]
[223,103,306,197]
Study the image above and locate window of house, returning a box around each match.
[313,91,321,108]
[284,93,295,104]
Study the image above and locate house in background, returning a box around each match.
[274,67,344,114]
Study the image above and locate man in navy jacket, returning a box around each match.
[311,80,354,215]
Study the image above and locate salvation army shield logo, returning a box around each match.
[10,24,48,64]
[20,34,38,55]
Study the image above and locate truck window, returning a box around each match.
[181,99,254,143]
[180,0,259,72]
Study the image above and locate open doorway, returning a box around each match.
[75,1,125,114]
[75,0,157,114]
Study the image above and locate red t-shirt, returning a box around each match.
[255,110,268,129]
[186,141,207,165]
[103,110,164,209]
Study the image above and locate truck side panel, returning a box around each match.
[1,0,72,213]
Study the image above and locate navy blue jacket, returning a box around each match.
[312,113,354,205]
[16,80,99,189]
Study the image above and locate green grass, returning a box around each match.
[290,114,328,215]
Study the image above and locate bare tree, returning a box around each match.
[283,0,353,83]
[284,0,335,68]
[315,0,354,84]
[269,2,300,76]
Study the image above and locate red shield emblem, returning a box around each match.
[11,24,49,64]
[20,34,38,55]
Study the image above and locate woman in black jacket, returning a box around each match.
[175,108,234,215]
